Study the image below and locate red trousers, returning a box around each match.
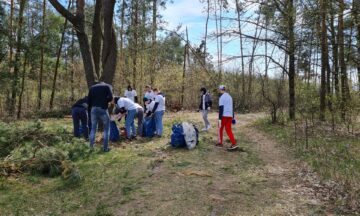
[218,117,236,145]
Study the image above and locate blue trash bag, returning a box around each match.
[143,117,156,137]
[110,121,120,142]
[170,124,186,148]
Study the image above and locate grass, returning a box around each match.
[255,117,360,210]
[0,112,326,215]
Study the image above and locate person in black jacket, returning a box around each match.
[199,87,212,131]
[88,82,113,152]
[71,96,89,139]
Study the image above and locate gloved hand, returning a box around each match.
[232,118,236,125]
[207,107,211,111]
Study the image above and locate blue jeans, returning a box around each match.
[154,110,165,136]
[89,107,110,150]
[71,107,88,139]
[125,109,137,138]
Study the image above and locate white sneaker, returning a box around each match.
[201,128,207,131]
[206,125,212,130]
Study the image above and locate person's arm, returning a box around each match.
[151,102,159,114]
[106,86,113,103]
[208,94,212,108]
[87,89,92,109]
[219,105,224,120]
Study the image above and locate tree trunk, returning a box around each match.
[150,0,157,85]
[50,1,70,110]
[204,0,210,65]
[338,0,350,119]
[91,0,102,80]
[132,0,139,87]
[9,0,26,117]
[37,0,46,110]
[17,53,27,119]
[119,0,126,89]
[101,0,117,85]
[235,0,246,110]
[354,0,360,88]
[48,0,96,88]
[319,0,328,121]
[288,0,296,120]
[330,8,340,98]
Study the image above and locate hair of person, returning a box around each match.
[145,85,151,89]
[153,88,158,92]
[200,87,206,92]
[114,96,120,105]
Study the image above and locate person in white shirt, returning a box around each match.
[113,97,137,140]
[144,85,155,101]
[124,85,138,103]
[198,87,212,131]
[217,85,238,151]
[149,88,165,137]
[144,96,155,116]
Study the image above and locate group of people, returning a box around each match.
[71,83,165,152]
[71,82,238,152]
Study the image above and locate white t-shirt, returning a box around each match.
[219,92,233,117]
[154,94,166,112]
[144,91,155,100]
[124,89,137,102]
[145,101,155,113]
[117,97,137,111]
[134,103,143,110]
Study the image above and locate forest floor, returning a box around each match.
[0,112,342,215]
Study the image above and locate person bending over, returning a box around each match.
[71,96,89,139]
[114,97,137,140]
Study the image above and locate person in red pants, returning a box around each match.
[216,85,238,151]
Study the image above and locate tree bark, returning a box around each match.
[100,0,117,85]
[37,0,46,110]
[48,0,95,88]
[9,0,26,116]
[150,0,157,85]
[319,0,328,121]
[338,0,350,119]
[119,0,126,88]
[330,8,340,98]
[91,0,102,80]
[288,0,296,120]
[17,53,27,119]
[235,0,246,110]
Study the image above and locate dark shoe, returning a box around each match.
[103,148,111,152]
[215,143,223,147]
[131,135,137,140]
[227,145,238,151]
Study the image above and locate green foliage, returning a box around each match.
[0,120,90,185]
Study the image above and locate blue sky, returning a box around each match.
[161,0,243,70]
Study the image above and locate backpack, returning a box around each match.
[143,117,156,138]
[170,124,186,148]
[109,121,120,142]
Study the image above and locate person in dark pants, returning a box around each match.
[88,82,113,152]
[71,96,89,139]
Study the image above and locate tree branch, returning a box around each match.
[48,0,76,24]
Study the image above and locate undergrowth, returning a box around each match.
[0,120,90,186]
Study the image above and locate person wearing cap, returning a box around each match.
[124,85,138,103]
[199,87,212,131]
[217,85,238,150]
[113,97,137,140]
[149,88,165,137]
[144,85,155,101]
[144,96,155,117]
